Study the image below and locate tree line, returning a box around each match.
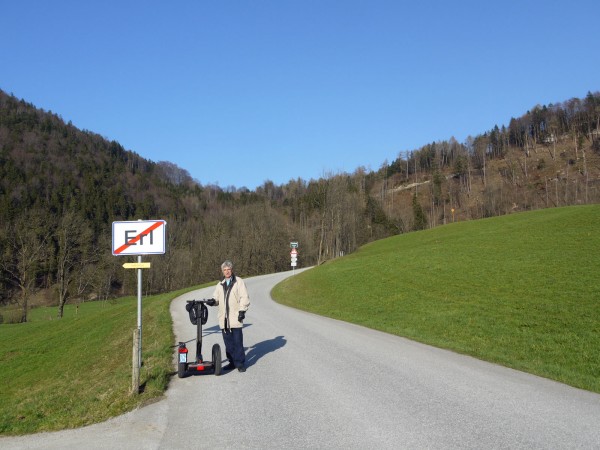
[1,89,598,323]
[379,91,600,226]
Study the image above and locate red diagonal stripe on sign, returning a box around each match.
[114,221,164,255]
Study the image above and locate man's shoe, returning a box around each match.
[223,363,235,371]
[237,366,246,373]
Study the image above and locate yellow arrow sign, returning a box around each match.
[123,262,152,269]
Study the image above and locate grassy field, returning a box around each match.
[1,205,598,436]
[272,205,600,393]
[0,285,205,435]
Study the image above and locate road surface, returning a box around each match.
[2,269,600,449]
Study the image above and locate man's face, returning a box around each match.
[222,267,232,278]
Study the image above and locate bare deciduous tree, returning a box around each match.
[55,211,94,318]
[1,212,48,322]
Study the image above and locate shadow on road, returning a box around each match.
[180,324,246,346]
[201,324,224,338]
[245,335,287,368]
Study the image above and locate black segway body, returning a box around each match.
[178,299,222,377]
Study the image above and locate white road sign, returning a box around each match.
[112,220,167,255]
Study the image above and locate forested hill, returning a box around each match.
[1,88,599,323]
[0,88,396,322]
[0,90,199,227]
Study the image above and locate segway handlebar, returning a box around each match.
[185,299,215,325]
[186,298,216,305]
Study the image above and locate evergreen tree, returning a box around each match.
[412,193,427,231]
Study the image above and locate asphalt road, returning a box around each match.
[2,269,600,449]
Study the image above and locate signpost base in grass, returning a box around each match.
[131,328,140,395]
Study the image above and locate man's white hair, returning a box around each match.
[221,260,233,270]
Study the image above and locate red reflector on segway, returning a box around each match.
[196,366,205,371]
[179,348,188,353]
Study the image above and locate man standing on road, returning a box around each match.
[208,260,250,372]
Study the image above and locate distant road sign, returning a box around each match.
[112,220,167,255]
[290,241,299,249]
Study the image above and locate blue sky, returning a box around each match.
[2,1,599,190]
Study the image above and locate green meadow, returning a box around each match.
[272,205,600,393]
[1,205,598,435]
[0,285,205,435]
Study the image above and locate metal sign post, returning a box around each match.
[291,245,298,275]
[137,254,143,367]
[112,220,166,394]
[290,241,299,274]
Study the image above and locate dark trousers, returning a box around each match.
[222,327,245,368]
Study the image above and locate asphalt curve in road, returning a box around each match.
[2,269,600,449]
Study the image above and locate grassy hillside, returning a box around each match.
[272,205,600,393]
[1,206,598,436]
[0,285,204,436]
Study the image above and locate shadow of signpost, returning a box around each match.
[245,335,287,368]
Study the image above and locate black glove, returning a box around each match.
[185,302,193,312]
[206,298,216,306]
[238,311,245,322]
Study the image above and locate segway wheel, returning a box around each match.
[178,361,187,378]
[212,343,222,376]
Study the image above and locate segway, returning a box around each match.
[178,299,222,377]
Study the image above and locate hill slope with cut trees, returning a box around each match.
[371,92,600,230]
[1,88,599,322]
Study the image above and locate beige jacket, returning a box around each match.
[212,274,250,330]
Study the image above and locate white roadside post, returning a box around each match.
[112,219,167,394]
